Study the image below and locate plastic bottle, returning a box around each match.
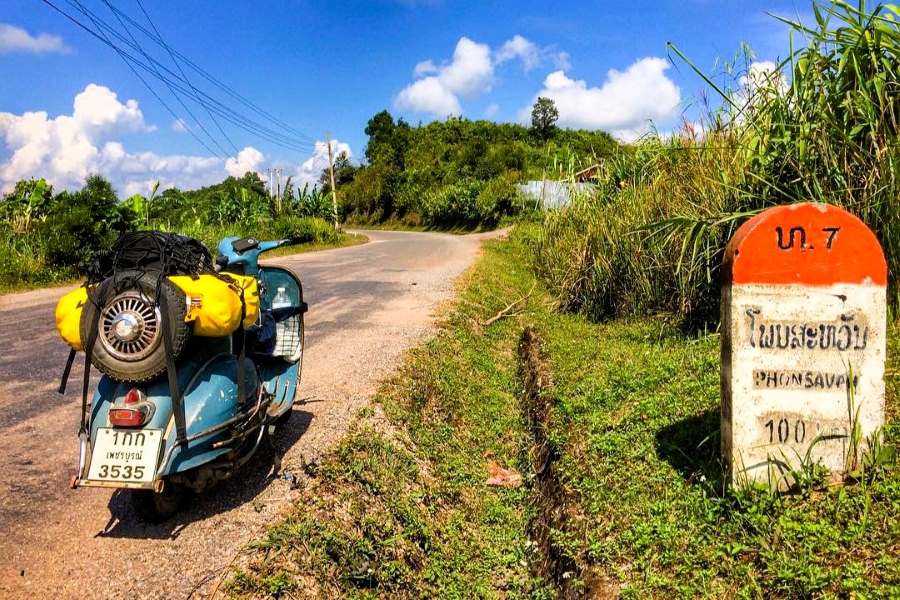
[272,287,291,309]
[272,287,293,356]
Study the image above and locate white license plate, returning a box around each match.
[87,428,163,483]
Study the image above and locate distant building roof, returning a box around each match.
[574,164,602,182]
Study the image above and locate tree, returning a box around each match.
[42,174,135,271]
[530,97,559,140]
[319,151,357,194]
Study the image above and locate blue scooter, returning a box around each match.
[70,236,307,521]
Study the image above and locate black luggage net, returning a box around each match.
[85,230,215,284]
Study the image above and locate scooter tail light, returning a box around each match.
[111,388,149,427]
[124,388,143,405]
[109,407,147,427]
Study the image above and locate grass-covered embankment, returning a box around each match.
[228,228,899,598]
[228,228,551,599]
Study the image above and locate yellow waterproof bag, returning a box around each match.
[169,273,260,337]
[54,274,261,348]
[55,286,89,351]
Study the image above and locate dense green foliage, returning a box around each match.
[231,229,898,598]
[0,172,347,291]
[339,109,617,228]
[534,1,900,324]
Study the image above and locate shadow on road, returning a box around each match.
[95,408,313,540]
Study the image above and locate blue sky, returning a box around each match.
[0,0,812,195]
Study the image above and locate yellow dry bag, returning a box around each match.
[168,273,260,337]
[55,286,89,351]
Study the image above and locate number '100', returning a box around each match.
[764,418,806,444]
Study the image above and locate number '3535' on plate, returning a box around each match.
[87,428,163,483]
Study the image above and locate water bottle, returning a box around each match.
[272,287,291,309]
[272,287,292,356]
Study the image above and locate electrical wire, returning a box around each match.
[102,0,315,143]
[41,0,315,153]
[65,0,313,152]
[100,0,231,157]
[132,0,239,154]
[65,0,223,157]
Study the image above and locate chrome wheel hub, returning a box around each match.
[99,291,162,361]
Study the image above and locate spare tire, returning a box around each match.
[80,270,190,383]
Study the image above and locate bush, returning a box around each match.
[41,175,135,273]
[476,174,522,227]
[421,180,486,227]
[272,216,341,245]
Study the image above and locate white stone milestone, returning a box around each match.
[721,203,887,488]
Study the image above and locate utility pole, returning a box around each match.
[325,133,339,228]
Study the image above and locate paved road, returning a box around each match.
[0,229,496,599]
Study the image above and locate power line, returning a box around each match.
[102,0,315,143]
[64,0,223,157]
[41,0,316,154]
[63,0,313,152]
[132,0,239,154]
[100,0,231,157]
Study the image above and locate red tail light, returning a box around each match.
[110,388,150,427]
[124,388,142,405]
[109,407,147,427]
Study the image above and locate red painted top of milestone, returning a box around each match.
[724,202,886,286]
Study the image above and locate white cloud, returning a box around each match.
[396,36,495,116]
[483,103,499,118]
[171,118,188,133]
[295,140,352,187]
[519,58,681,139]
[396,76,462,117]
[225,146,265,178]
[396,34,574,118]
[495,35,540,71]
[72,83,151,133]
[0,84,154,191]
[0,84,356,197]
[413,59,438,77]
[0,23,70,54]
[0,83,269,195]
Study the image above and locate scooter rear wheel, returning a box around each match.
[81,270,190,383]
[131,482,186,522]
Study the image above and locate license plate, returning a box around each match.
[87,428,163,483]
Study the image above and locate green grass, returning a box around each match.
[229,226,898,598]
[228,229,551,599]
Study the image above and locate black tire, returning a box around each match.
[80,270,190,383]
[130,482,186,522]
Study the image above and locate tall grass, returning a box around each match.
[534,1,900,324]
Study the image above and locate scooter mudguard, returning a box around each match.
[89,353,259,478]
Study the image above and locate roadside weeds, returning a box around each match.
[225,226,899,599]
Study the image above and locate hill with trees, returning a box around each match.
[338,107,617,227]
